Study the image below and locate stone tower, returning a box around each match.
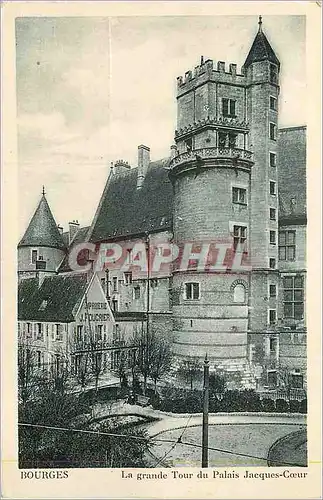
[169,18,280,384]
[18,188,66,280]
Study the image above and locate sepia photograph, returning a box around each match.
[1,2,321,499]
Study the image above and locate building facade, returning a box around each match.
[18,19,306,392]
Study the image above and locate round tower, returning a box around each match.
[169,53,254,376]
[169,18,280,385]
[18,188,67,279]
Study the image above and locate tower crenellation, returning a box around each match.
[177,58,245,94]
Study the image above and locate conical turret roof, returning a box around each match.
[243,17,280,70]
[18,191,66,250]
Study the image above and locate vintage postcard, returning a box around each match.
[1,1,322,499]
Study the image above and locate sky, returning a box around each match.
[16,15,306,237]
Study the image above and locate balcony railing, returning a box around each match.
[170,146,253,169]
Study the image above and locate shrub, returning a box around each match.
[299,399,307,413]
[262,398,275,412]
[289,400,301,413]
[276,398,289,413]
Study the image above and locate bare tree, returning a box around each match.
[277,367,294,405]
[48,348,71,394]
[150,334,173,394]
[177,357,202,390]
[18,342,39,405]
[69,328,92,390]
[132,323,173,394]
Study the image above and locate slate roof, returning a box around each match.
[18,195,66,250]
[243,25,280,70]
[58,227,90,273]
[278,126,306,225]
[88,159,173,243]
[18,274,88,322]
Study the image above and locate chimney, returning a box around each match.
[69,220,80,244]
[57,224,63,235]
[113,159,131,176]
[137,145,150,190]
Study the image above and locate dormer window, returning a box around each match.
[31,249,38,264]
[222,98,236,117]
[39,299,48,311]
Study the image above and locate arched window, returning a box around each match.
[233,283,246,303]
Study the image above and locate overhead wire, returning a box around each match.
[152,413,193,467]
[18,421,305,467]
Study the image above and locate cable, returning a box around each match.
[152,413,193,467]
[179,439,305,467]
[18,421,305,467]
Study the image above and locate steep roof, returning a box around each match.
[278,126,306,225]
[18,194,66,250]
[88,159,173,243]
[243,22,280,70]
[18,274,88,322]
[58,226,91,273]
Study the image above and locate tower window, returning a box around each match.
[218,131,227,148]
[134,286,141,300]
[232,187,247,205]
[270,64,278,84]
[185,138,193,151]
[269,309,276,325]
[31,249,38,264]
[184,282,200,300]
[233,225,247,251]
[233,283,246,303]
[269,258,276,269]
[283,275,304,320]
[269,152,277,167]
[269,231,276,245]
[269,181,276,195]
[229,133,237,148]
[269,96,277,111]
[222,98,236,117]
[269,284,277,298]
[269,123,276,141]
[270,208,276,220]
[279,230,296,261]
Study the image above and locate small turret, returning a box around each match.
[18,188,66,278]
[243,16,280,70]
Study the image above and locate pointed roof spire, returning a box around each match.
[258,15,263,32]
[243,16,280,70]
[18,193,66,250]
